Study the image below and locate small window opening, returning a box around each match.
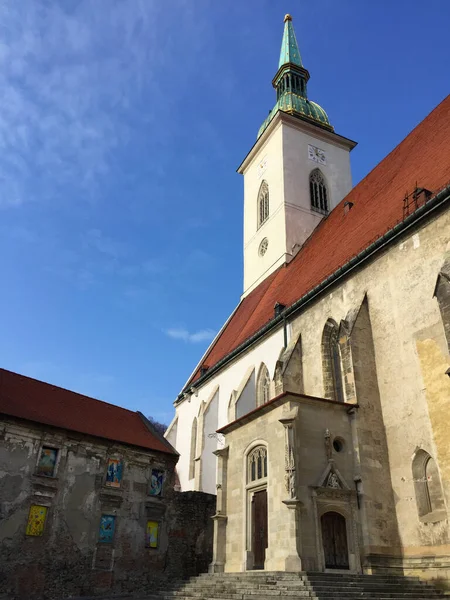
[274,302,286,317]
[310,169,329,214]
[257,180,269,228]
[248,446,268,482]
[333,438,344,453]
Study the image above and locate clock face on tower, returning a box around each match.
[308,144,326,166]
[257,156,268,179]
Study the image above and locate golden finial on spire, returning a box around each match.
[284,14,292,22]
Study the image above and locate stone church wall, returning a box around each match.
[220,396,355,573]
[0,416,215,599]
[173,206,450,583]
[286,211,450,582]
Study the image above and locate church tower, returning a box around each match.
[238,15,357,297]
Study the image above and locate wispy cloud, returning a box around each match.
[0,1,177,209]
[0,0,222,212]
[83,228,128,259]
[164,327,216,343]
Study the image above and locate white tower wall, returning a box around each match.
[240,113,355,297]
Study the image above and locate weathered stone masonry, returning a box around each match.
[0,414,215,599]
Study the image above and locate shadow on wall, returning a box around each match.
[164,491,216,579]
[349,297,403,571]
[3,489,215,600]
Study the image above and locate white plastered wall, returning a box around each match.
[282,121,353,260]
[171,327,286,495]
[242,114,353,297]
[242,122,285,295]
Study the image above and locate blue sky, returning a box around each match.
[0,0,448,424]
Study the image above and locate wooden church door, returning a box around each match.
[321,511,349,569]
[252,489,268,569]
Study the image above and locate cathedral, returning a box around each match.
[166,15,450,583]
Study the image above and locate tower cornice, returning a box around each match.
[238,111,356,175]
[272,63,310,88]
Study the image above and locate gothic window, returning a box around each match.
[434,270,450,354]
[310,169,329,214]
[248,446,268,483]
[322,319,344,402]
[256,363,271,408]
[189,418,197,480]
[258,180,269,228]
[412,450,445,520]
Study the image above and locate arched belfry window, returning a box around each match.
[321,319,344,403]
[256,363,271,408]
[310,169,329,214]
[412,450,445,520]
[248,446,268,483]
[258,180,269,228]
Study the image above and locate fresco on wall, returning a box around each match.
[105,458,123,488]
[150,469,164,496]
[26,505,48,536]
[36,447,57,477]
[99,514,116,543]
[145,520,159,548]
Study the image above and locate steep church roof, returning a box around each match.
[0,368,177,455]
[183,95,450,395]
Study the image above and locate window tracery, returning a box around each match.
[258,180,269,228]
[310,169,329,214]
[321,319,344,402]
[256,364,271,407]
[248,446,268,482]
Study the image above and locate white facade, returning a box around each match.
[167,100,356,497]
[166,327,286,495]
[166,17,357,496]
[239,111,355,297]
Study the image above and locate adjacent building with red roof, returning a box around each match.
[0,369,217,598]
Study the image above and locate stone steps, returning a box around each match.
[94,572,447,600]
[149,571,447,600]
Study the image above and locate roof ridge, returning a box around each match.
[181,95,450,393]
[0,368,138,416]
[341,94,450,199]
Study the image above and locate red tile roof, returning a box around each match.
[188,96,450,387]
[0,368,176,454]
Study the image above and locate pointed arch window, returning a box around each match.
[434,269,450,354]
[189,418,197,480]
[248,446,268,483]
[412,450,445,520]
[310,169,329,214]
[258,180,269,228]
[322,319,344,402]
[256,364,271,408]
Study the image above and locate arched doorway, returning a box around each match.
[246,445,268,570]
[321,511,349,569]
[251,489,267,569]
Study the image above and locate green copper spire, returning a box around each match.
[257,14,333,139]
[279,14,303,68]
